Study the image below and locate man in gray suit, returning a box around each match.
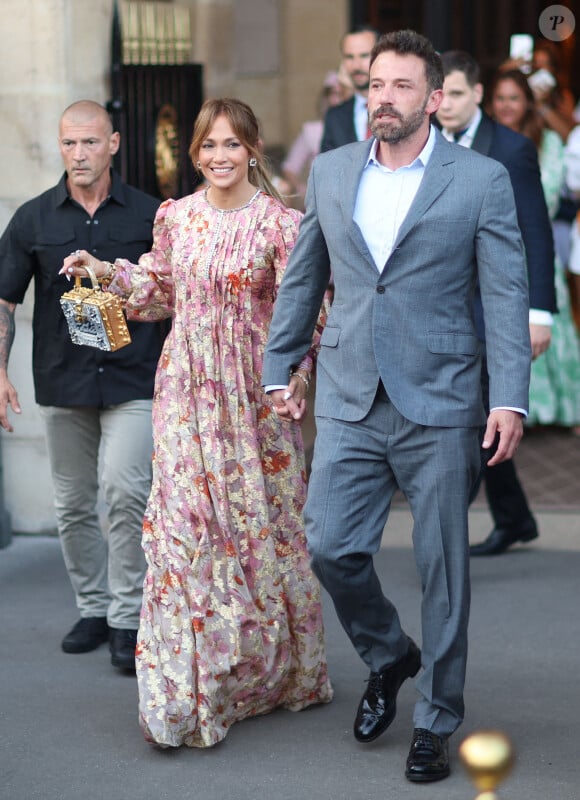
[263,30,530,782]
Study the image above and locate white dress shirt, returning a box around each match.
[440,106,482,148]
[354,94,370,142]
[354,126,436,270]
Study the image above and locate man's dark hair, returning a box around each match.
[439,50,481,86]
[341,25,381,49]
[370,30,443,92]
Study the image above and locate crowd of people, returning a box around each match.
[0,23,578,786]
[486,68,580,433]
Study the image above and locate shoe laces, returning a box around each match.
[413,728,440,753]
[365,672,383,693]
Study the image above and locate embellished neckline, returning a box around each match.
[203,187,261,212]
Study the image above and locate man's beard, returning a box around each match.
[370,98,428,144]
[351,71,370,91]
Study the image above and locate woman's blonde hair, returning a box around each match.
[189,98,283,202]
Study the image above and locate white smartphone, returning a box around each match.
[528,68,557,93]
[509,33,534,73]
[509,33,534,62]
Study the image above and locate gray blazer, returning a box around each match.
[263,130,531,428]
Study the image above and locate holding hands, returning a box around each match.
[270,370,310,423]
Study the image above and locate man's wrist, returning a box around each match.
[490,406,527,417]
[529,308,553,326]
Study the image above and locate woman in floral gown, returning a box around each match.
[62,98,333,747]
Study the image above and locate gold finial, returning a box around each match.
[458,730,514,799]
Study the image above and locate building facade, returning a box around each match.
[0,0,347,534]
[1,0,578,535]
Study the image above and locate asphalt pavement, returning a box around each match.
[1,508,579,800]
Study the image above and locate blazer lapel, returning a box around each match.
[339,140,377,268]
[471,112,494,156]
[392,133,455,252]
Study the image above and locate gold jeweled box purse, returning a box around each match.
[60,264,131,352]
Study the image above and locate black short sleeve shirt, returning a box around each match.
[0,171,167,407]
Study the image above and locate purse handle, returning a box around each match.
[75,263,100,290]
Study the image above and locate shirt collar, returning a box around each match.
[365,123,437,172]
[464,106,482,139]
[442,106,482,143]
[354,92,368,112]
[56,169,127,208]
[55,173,70,207]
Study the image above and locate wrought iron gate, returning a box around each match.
[108,1,203,200]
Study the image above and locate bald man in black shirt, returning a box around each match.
[0,101,166,670]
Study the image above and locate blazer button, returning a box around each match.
[376,286,385,294]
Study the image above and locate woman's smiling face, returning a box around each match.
[197,114,251,193]
[490,78,528,132]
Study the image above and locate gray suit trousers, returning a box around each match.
[305,384,480,737]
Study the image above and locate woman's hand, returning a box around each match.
[60,249,108,281]
[269,371,310,423]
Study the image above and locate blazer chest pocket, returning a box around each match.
[428,332,479,355]
[320,326,340,348]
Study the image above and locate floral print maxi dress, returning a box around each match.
[109,190,333,747]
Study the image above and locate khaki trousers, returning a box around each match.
[40,400,153,628]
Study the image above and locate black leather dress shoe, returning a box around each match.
[109,628,138,671]
[61,617,110,653]
[405,728,450,782]
[354,637,421,742]
[470,520,538,556]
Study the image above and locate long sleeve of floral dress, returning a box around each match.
[106,198,175,320]
[108,192,326,371]
[108,189,332,748]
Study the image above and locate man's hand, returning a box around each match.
[482,409,524,466]
[269,373,309,423]
[529,323,551,360]
[0,371,21,433]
